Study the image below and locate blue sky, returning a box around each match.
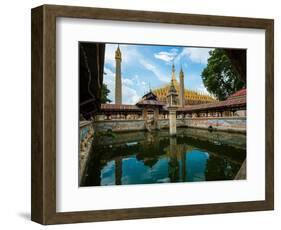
[103,43,213,104]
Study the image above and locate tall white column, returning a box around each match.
[115,46,122,104]
[169,108,177,136]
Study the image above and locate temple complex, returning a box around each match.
[93,46,246,134]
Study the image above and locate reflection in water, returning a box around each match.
[186,150,209,182]
[81,128,246,186]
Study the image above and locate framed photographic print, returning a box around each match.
[31,4,274,224]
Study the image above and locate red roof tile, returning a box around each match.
[227,88,246,100]
[178,96,246,112]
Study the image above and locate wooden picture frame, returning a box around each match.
[31,4,274,225]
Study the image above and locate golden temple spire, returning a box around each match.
[179,64,185,107]
[180,64,184,75]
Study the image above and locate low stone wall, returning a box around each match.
[158,119,185,129]
[184,117,246,133]
[95,128,246,150]
[93,117,246,133]
[79,121,94,182]
[94,119,145,132]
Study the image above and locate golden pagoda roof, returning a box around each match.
[153,79,216,103]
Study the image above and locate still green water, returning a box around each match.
[81,128,246,186]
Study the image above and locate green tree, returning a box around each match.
[202,49,245,101]
[100,83,111,103]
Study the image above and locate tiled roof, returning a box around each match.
[142,91,157,100]
[178,96,246,112]
[227,88,246,100]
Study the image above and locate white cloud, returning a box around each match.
[132,75,149,92]
[103,68,143,104]
[154,48,178,63]
[104,67,114,77]
[123,86,140,104]
[139,59,168,83]
[197,83,210,95]
[105,44,171,84]
[175,48,212,65]
[123,78,134,86]
[103,67,115,103]
[104,45,115,66]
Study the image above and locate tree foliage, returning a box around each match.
[100,83,111,103]
[202,49,245,101]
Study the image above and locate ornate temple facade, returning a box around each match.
[153,63,216,106]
